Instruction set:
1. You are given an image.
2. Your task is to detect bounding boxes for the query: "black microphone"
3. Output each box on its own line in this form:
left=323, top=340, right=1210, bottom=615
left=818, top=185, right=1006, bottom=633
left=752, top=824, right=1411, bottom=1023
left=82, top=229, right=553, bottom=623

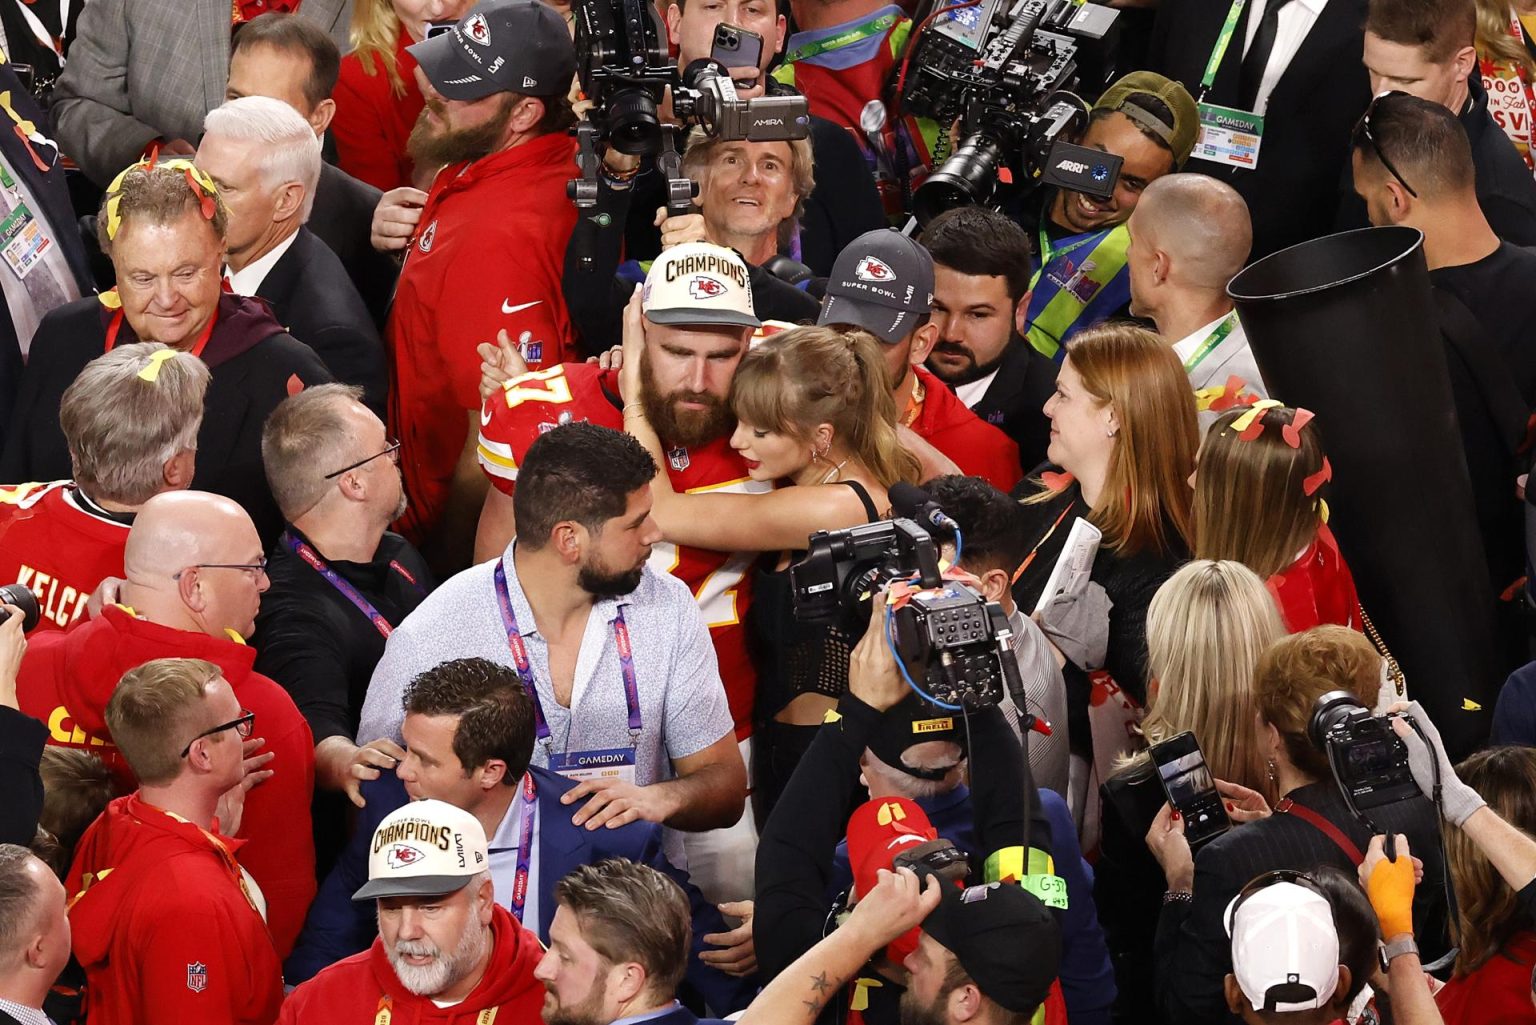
left=889, top=482, right=959, bottom=533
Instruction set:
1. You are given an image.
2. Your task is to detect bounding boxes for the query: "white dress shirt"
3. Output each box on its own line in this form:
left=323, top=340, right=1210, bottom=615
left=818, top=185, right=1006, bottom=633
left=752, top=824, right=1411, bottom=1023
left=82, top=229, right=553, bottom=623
left=954, top=367, right=1001, bottom=408
left=224, top=229, right=299, bottom=296
left=1240, top=0, right=1329, bottom=116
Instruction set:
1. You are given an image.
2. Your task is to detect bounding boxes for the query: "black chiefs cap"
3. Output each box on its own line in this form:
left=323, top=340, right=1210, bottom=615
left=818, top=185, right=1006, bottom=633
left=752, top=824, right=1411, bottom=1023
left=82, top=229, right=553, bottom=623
left=818, top=229, right=935, bottom=345
left=408, top=0, right=577, bottom=101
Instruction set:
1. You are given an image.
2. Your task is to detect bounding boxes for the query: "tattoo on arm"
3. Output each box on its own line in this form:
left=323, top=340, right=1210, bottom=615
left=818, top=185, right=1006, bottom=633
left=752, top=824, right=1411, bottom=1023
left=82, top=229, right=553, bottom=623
left=799, top=971, right=834, bottom=1020
left=810, top=972, right=832, bottom=994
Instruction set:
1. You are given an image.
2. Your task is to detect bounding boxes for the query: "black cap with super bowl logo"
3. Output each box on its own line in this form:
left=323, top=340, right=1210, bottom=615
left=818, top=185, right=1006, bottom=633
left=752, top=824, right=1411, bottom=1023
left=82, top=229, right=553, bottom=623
left=818, top=229, right=935, bottom=345
left=407, top=0, right=577, bottom=102
left=922, top=880, right=1062, bottom=1014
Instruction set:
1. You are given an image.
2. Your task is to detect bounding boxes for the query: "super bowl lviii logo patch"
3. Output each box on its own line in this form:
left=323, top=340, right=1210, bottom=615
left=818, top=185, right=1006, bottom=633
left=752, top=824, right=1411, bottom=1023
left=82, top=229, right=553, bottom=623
left=387, top=844, right=426, bottom=869
left=855, top=256, right=893, bottom=282
left=689, top=275, right=727, bottom=300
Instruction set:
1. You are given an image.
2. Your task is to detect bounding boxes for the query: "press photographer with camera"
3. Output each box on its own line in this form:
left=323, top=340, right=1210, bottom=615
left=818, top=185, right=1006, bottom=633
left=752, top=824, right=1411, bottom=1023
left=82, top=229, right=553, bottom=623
left=753, top=586, right=1058, bottom=1025
left=561, top=130, right=821, bottom=354
left=1147, top=627, right=1449, bottom=1025
left=567, top=0, right=882, bottom=278
left=1021, top=72, right=1198, bottom=362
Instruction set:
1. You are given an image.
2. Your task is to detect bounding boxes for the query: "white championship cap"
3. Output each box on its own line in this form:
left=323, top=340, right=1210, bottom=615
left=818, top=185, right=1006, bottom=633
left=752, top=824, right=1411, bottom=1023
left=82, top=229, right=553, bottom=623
left=642, top=241, right=760, bottom=329
left=353, top=799, right=490, bottom=901
left=1225, top=880, right=1342, bottom=1013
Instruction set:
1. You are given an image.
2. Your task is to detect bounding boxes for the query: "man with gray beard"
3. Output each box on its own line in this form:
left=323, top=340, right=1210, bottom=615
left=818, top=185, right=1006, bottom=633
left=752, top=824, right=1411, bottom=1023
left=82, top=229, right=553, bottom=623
left=279, top=799, right=546, bottom=1022
left=255, top=384, right=435, bottom=874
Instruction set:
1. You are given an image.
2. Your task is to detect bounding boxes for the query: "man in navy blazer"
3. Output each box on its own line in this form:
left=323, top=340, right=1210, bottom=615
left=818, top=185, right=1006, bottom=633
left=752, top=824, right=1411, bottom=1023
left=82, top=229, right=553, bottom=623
left=284, top=657, right=756, bottom=1015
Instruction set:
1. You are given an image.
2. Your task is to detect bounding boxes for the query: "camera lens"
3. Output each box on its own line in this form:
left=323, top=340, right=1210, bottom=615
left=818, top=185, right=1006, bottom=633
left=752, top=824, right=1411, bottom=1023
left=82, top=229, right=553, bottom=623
left=1307, top=689, right=1366, bottom=750
left=0, top=583, right=40, bottom=633
left=912, top=133, right=1005, bottom=227
left=607, top=87, right=663, bottom=155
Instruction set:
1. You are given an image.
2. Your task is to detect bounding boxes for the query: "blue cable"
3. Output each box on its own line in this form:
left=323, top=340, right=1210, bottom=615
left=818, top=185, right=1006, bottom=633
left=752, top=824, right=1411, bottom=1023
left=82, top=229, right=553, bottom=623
left=949, top=524, right=963, bottom=566
left=884, top=601, right=962, bottom=710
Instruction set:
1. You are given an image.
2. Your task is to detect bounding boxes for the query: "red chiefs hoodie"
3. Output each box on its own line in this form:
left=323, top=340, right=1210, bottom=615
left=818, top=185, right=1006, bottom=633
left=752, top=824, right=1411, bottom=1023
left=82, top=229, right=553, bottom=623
left=18, top=605, right=316, bottom=956
left=66, top=794, right=284, bottom=1025
left=278, top=904, right=547, bottom=1024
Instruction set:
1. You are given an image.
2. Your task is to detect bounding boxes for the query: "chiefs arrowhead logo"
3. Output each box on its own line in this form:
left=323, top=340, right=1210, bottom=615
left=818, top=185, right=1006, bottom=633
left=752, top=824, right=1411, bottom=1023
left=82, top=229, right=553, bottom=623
left=386, top=844, right=426, bottom=869
left=463, top=13, right=491, bottom=44
left=689, top=275, right=727, bottom=299
left=855, top=256, right=894, bottom=282
left=418, top=220, right=437, bottom=253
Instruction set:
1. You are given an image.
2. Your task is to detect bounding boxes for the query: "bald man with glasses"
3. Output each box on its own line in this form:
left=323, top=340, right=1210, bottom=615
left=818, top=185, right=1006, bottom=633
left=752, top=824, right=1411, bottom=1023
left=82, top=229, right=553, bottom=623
left=15, top=490, right=317, bottom=958
left=254, top=384, right=434, bottom=881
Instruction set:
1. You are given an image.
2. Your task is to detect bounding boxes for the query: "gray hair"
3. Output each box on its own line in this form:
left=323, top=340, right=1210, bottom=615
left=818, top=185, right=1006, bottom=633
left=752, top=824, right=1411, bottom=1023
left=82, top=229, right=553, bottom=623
left=0, top=845, right=42, bottom=954
left=203, top=95, right=323, bottom=220
left=261, top=383, right=367, bottom=521
left=861, top=744, right=965, bottom=801
left=60, top=344, right=209, bottom=506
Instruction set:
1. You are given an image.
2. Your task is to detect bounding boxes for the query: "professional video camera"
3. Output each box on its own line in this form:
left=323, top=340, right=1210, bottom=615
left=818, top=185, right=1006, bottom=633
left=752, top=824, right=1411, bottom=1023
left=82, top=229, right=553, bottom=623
left=898, top=0, right=1121, bottom=225
left=790, top=484, right=1024, bottom=709
left=568, top=0, right=812, bottom=216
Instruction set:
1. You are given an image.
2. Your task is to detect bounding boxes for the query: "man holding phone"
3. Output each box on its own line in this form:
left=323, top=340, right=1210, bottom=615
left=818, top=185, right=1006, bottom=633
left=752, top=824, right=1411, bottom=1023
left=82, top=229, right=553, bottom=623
left=627, top=0, right=886, bottom=274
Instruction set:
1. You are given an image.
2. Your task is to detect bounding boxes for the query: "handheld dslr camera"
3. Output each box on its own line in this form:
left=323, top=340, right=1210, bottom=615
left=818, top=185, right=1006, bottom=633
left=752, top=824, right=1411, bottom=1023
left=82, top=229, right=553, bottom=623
left=789, top=490, right=1024, bottom=710
left=568, top=0, right=812, bottom=215
left=899, top=0, right=1121, bottom=225
left=1308, top=691, right=1422, bottom=819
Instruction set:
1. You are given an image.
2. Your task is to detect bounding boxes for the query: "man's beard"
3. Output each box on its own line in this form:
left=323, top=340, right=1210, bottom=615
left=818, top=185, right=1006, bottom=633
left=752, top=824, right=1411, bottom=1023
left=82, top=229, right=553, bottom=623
left=541, top=982, right=610, bottom=1025
left=928, top=337, right=1012, bottom=386
left=899, top=986, right=949, bottom=1025
left=385, top=917, right=490, bottom=997
left=407, top=95, right=515, bottom=168
left=578, top=553, right=645, bottom=599
left=639, top=348, right=734, bottom=449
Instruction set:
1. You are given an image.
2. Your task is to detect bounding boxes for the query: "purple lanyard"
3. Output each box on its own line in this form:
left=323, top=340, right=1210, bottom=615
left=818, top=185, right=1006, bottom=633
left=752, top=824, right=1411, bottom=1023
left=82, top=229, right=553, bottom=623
left=283, top=532, right=397, bottom=639
left=508, top=772, right=536, bottom=922
left=492, top=558, right=642, bottom=750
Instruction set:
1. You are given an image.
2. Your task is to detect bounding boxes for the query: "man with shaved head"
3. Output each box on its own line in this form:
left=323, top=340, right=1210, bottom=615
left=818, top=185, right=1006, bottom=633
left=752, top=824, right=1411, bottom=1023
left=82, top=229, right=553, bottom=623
left=1125, top=173, right=1269, bottom=424
left=16, top=490, right=317, bottom=957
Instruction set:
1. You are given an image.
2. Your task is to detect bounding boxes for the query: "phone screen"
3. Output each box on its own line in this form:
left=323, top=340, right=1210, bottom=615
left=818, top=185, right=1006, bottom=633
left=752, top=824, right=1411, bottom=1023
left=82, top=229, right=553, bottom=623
left=425, top=20, right=456, bottom=38
left=1150, top=733, right=1231, bottom=849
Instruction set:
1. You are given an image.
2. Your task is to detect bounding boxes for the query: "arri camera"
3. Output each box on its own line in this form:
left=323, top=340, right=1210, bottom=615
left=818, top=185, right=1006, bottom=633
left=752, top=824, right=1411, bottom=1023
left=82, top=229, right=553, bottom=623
left=898, top=0, right=1121, bottom=225
left=789, top=484, right=1024, bottom=710
left=568, top=0, right=812, bottom=216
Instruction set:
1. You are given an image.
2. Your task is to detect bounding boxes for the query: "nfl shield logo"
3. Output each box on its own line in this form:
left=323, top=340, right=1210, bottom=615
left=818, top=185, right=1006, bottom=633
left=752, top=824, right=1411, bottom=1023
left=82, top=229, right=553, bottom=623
left=668, top=447, right=690, bottom=471
left=187, top=962, right=208, bottom=993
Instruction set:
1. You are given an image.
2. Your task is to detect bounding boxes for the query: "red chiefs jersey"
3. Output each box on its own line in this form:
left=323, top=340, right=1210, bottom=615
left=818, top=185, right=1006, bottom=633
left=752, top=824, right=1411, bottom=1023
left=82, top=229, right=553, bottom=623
left=478, top=363, right=767, bottom=737
left=0, top=481, right=128, bottom=632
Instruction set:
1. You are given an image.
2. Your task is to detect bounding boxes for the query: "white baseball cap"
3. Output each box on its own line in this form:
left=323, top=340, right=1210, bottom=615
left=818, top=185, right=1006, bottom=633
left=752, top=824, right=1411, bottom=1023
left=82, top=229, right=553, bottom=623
left=353, top=799, right=490, bottom=901
left=1225, top=880, right=1341, bottom=1013
left=642, top=242, right=760, bottom=329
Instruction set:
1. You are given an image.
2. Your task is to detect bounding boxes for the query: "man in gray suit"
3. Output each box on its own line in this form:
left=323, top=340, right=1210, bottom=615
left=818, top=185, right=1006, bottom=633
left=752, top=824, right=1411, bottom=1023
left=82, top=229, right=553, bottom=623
left=1126, top=173, right=1270, bottom=427
left=51, top=0, right=352, bottom=186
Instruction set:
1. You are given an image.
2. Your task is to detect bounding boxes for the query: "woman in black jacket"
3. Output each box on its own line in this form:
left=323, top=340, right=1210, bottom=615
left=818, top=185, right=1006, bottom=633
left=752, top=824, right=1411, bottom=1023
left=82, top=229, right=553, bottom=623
left=1010, top=323, right=1199, bottom=839
left=1096, top=560, right=1283, bottom=1025
left=1147, top=626, right=1450, bottom=1025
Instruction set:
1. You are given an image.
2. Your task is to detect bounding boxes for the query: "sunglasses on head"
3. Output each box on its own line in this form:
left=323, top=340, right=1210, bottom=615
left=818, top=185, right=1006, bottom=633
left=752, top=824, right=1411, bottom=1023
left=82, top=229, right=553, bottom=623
left=1353, top=92, right=1418, bottom=198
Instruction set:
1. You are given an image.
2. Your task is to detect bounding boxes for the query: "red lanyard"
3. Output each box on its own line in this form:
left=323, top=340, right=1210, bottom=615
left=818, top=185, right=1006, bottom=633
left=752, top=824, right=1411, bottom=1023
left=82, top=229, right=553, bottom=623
left=103, top=304, right=218, bottom=356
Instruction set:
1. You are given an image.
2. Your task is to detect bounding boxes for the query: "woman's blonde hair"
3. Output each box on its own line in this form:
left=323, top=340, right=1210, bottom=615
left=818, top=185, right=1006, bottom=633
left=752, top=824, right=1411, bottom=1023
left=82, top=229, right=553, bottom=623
left=1122, top=560, right=1284, bottom=798
left=1031, top=323, right=1198, bottom=555
left=1476, top=0, right=1536, bottom=78
left=1194, top=406, right=1329, bottom=579
left=1447, top=747, right=1536, bottom=976
left=349, top=0, right=409, bottom=97
left=730, top=326, right=921, bottom=486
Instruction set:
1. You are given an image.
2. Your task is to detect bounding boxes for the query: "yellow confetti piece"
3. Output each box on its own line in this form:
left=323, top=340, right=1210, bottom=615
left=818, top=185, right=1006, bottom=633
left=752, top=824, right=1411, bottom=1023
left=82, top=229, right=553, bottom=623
left=97, top=288, right=121, bottom=310
left=850, top=977, right=883, bottom=1012
left=822, top=709, right=842, bottom=724
left=104, top=193, right=124, bottom=240
left=136, top=348, right=177, bottom=382
left=1229, top=398, right=1283, bottom=435
left=1463, top=698, right=1482, bottom=711
left=224, top=627, right=247, bottom=645
left=1318, top=498, right=1329, bottom=524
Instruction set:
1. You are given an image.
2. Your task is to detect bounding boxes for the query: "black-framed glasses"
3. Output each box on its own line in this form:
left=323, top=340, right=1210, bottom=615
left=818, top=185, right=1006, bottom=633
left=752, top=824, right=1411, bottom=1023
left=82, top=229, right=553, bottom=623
left=173, top=558, right=268, bottom=581
left=1353, top=93, right=1418, bottom=198
left=180, top=709, right=255, bottom=758
left=325, top=439, right=402, bottom=479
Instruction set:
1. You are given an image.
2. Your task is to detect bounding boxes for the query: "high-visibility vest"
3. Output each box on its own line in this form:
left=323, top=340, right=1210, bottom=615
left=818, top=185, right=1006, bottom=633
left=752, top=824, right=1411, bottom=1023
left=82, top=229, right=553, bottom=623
left=1026, top=222, right=1132, bottom=361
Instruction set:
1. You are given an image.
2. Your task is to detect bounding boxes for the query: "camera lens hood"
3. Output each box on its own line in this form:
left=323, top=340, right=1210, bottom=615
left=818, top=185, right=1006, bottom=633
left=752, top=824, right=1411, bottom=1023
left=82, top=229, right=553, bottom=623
left=1307, top=689, right=1365, bottom=750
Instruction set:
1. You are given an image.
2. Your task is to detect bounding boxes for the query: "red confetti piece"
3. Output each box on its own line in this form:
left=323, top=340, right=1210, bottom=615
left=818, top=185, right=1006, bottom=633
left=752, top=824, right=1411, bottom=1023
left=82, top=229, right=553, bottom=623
left=286, top=374, right=305, bottom=396
left=1282, top=407, right=1315, bottom=449
left=1040, top=470, right=1075, bottom=492
left=1303, top=455, right=1332, bottom=496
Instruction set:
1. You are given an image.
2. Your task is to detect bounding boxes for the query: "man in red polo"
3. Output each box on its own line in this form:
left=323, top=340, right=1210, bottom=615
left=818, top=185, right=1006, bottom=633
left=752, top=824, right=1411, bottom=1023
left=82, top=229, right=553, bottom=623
left=384, top=0, right=579, bottom=563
